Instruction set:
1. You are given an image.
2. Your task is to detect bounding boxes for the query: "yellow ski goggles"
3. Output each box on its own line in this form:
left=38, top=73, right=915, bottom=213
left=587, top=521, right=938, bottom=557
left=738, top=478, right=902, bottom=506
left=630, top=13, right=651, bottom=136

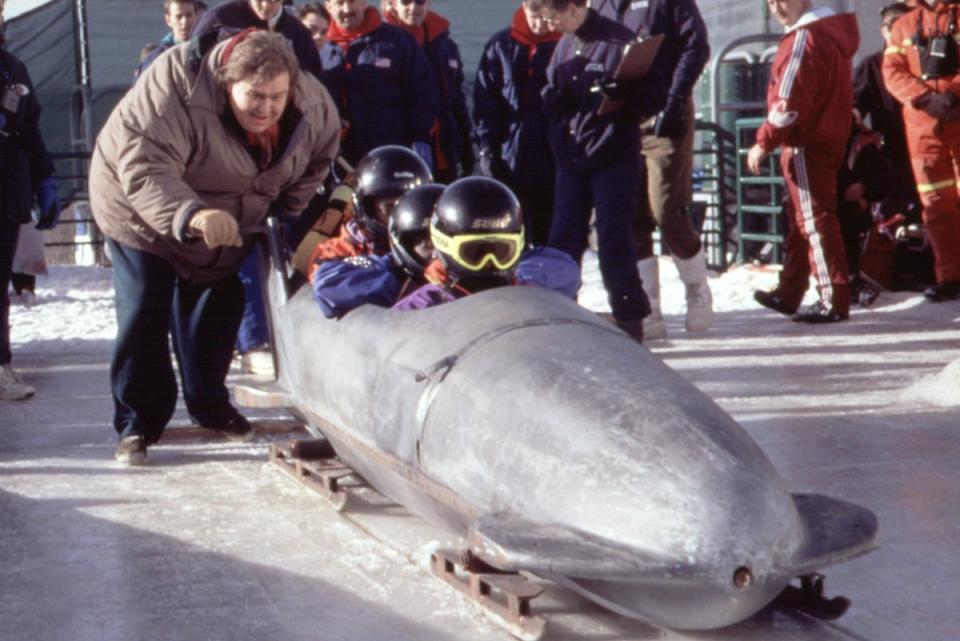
left=430, top=227, right=524, bottom=272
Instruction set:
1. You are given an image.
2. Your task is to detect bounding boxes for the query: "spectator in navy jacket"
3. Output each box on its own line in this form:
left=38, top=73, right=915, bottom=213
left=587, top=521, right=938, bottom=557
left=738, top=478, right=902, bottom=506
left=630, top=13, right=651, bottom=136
left=189, top=0, right=324, bottom=80
left=595, top=0, right=713, bottom=339
left=321, top=0, right=440, bottom=166
left=474, top=0, right=561, bottom=246
left=386, top=0, right=473, bottom=183
left=0, top=15, right=60, bottom=401
left=540, top=0, right=664, bottom=342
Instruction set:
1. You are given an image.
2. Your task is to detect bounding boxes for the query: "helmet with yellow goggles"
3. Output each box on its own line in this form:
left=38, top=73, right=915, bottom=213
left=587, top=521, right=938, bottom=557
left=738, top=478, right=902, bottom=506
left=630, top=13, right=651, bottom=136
left=430, top=229, right=524, bottom=271
left=431, top=177, right=524, bottom=285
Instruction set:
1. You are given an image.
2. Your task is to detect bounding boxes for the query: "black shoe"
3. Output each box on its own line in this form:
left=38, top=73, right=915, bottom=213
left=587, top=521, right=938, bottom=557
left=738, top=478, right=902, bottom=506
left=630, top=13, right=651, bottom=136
left=754, top=289, right=797, bottom=316
left=616, top=319, right=644, bottom=344
left=857, top=281, right=880, bottom=307
left=849, top=275, right=880, bottom=308
left=923, top=281, right=960, bottom=302
left=211, top=414, right=256, bottom=442
left=792, top=301, right=847, bottom=323
left=115, top=435, right=148, bottom=465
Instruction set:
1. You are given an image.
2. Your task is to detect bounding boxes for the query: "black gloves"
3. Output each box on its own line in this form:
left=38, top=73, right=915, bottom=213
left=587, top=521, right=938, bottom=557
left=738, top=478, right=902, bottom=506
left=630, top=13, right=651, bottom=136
left=541, top=87, right=579, bottom=119
left=590, top=77, right=632, bottom=102
left=914, top=91, right=960, bottom=121
left=32, top=177, right=61, bottom=231
left=478, top=149, right=511, bottom=181
left=653, top=99, right=688, bottom=139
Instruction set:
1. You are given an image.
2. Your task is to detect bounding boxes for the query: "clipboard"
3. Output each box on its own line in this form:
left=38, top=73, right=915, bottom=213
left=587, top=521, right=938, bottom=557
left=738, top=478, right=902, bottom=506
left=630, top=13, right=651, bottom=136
left=598, top=33, right=665, bottom=116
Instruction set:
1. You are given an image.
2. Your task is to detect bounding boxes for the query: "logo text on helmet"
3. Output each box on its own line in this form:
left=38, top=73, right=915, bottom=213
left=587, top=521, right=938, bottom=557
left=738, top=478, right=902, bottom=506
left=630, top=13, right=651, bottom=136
left=471, top=214, right=514, bottom=230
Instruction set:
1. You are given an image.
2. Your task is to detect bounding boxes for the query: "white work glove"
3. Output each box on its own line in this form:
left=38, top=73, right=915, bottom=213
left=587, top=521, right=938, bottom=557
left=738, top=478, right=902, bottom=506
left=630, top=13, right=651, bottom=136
left=188, top=209, right=242, bottom=249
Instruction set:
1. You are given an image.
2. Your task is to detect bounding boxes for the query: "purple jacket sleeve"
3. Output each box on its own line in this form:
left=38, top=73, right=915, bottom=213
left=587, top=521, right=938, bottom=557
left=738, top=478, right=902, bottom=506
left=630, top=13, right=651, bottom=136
left=392, top=283, right=457, bottom=311
left=515, top=247, right=581, bottom=299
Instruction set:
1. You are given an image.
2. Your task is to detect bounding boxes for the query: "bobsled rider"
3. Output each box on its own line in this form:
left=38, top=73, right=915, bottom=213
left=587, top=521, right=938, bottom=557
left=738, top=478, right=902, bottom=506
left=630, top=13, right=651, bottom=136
left=312, top=182, right=445, bottom=317
left=393, top=176, right=581, bottom=310
left=299, top=145, right=432, bottom=282
left=882, top=0, right=960, bottom=301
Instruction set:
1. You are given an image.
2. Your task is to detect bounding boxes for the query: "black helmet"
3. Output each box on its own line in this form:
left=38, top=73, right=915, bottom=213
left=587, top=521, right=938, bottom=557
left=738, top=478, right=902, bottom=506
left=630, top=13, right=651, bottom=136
left=389, top=183, right=445, bottom=278
left=430, top=177, right=524, bottom=288
left=352, top=145, right=433, bottom=241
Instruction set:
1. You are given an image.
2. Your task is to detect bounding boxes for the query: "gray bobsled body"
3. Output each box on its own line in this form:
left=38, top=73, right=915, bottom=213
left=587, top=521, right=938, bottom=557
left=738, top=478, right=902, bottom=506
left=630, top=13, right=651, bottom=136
left=263, top=251, right=877, bottom=630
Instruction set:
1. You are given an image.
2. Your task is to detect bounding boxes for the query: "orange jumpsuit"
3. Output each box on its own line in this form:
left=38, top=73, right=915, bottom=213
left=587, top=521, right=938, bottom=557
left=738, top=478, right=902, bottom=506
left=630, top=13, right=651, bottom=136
left=883, top=3, right=960, bottom=284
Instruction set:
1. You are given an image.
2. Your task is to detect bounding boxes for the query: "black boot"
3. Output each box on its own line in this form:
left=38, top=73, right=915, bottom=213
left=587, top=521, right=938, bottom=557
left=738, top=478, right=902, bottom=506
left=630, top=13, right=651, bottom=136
left=792, top=301, right=847, bottom=323
left=923, top=281, right=960, bottom=302
left=754, top=289, right=797, bottom=316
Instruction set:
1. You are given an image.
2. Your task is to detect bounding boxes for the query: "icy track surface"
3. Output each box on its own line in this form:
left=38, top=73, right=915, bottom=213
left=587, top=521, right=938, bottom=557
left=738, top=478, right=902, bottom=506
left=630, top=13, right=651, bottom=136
left=3, top=255, right=959, bottom=641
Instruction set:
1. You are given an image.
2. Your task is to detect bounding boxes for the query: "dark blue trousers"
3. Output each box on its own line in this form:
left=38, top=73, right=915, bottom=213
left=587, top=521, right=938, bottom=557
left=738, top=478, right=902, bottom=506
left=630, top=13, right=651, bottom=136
left=548, top=157, right=650, bottom=322
left=108, top=239, right=244, bottom=443
left=0, top=221, right=21, bottom=365
left=236, top=249, right=269, bottom=353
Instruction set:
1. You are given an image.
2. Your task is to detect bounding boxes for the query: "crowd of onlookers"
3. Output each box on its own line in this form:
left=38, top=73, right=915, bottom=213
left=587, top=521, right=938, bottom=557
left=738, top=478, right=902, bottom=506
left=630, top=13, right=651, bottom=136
left=1, top=0, right=958, bottom=465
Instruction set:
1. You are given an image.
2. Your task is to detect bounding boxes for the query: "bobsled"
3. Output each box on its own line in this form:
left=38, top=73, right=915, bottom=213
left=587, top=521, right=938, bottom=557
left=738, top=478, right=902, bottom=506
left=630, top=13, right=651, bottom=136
left=247, top=221, right=877, bottom=630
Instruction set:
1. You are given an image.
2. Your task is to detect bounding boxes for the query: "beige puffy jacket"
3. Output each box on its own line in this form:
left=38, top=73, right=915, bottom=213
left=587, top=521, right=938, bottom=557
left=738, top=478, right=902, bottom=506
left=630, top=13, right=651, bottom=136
left=90, top=39, right=340, bottom=282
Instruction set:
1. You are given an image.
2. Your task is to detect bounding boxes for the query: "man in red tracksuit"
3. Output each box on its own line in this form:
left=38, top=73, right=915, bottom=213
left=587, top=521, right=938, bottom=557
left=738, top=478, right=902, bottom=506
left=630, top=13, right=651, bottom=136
left=883, top=0, right=960, bottom=301
left=748, top=0, right=859, bottom=323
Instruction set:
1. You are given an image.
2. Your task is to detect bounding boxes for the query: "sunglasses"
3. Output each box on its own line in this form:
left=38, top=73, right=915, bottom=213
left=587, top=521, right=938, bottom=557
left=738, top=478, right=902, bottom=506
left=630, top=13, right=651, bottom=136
left=398, top=0, right=428, bottom=5
left=431, top=228, right=524, bottom=272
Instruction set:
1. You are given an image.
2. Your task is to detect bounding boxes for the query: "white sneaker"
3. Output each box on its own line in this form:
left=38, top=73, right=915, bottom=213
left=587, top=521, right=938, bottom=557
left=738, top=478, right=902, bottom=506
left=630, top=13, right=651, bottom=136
left=684, top=281, right=714, bottom=333
left=643, top=310, right=667, bottom=341
left=638, top=257, right=667, bottom=340
left=0, top=364, right=35, bottom=401
left=240, top=347, right=275, bottom=377
left=673, top=249, right=715, bottom=333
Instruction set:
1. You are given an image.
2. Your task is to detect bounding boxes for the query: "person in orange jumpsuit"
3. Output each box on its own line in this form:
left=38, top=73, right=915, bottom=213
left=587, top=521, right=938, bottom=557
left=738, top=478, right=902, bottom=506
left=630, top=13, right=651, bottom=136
left=883, top=0, right=960, bottom=301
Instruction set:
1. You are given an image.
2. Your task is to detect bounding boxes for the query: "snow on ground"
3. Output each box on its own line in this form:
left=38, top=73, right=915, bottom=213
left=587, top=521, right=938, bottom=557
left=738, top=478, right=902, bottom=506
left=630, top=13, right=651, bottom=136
left=9, top=264, right=116, bottom=348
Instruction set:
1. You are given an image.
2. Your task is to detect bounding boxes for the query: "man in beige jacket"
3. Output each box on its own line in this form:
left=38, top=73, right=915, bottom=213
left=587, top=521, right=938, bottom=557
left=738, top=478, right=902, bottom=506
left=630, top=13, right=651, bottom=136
left=90, top=30, right=340, bottom=465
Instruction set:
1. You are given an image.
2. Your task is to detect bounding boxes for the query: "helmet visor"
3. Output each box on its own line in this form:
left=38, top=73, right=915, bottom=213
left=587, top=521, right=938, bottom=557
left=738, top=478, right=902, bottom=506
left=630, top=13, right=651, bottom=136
left=431, top=228, right=524, bottom=271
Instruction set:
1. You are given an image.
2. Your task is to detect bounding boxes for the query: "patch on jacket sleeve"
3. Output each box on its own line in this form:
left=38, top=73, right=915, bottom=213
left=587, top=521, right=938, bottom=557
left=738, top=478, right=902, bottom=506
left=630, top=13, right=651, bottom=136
left=375, top=57, right=392, bottom=69
left=344, top=255, right=374, bottom=269
left=767, top=99, right=798, bottom=128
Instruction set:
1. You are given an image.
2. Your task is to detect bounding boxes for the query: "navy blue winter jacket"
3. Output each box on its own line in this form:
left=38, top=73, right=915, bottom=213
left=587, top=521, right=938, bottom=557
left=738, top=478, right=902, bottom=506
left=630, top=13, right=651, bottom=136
left=473, top=8, right=559, bottom=182
left=593, top=0, right=709, bottom=110
left=0, top=46, right=54, bottom=225
left=189, top=0, right=324, bottom=81
left=543, top=9, right=663, bottom=173
left=388, top=11, right=473, bottom=178
left=321, top=8, right=440, bottom=165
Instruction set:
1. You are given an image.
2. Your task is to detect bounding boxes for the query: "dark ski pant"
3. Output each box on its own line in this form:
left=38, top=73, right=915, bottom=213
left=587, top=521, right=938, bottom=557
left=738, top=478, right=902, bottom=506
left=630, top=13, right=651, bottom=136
left=0, top=220, right=21, bottom=365
left=107, top=238, right=244, bottom=443
left=548, top=157, right=650, bottom=322
left=236, top=249, right=269, bottom=354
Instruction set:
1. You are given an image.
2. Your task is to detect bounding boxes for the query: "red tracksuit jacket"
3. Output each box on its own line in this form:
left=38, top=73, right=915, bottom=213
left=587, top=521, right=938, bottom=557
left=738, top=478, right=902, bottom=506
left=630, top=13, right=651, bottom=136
left=756, top=11, right=860, bottom=156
